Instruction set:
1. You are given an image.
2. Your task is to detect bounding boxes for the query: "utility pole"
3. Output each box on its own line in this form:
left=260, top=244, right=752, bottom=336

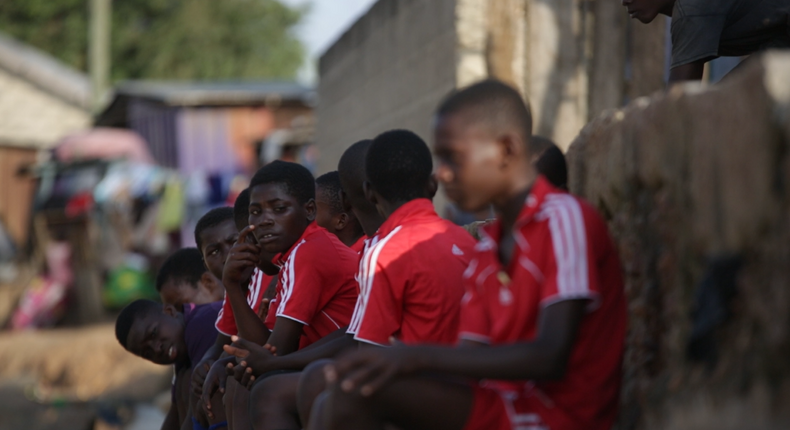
left=89, top=0, right=111, bottom=113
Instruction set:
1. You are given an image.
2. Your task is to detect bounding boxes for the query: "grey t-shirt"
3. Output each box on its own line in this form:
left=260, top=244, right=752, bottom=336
left=671, top=0, right=790, bottom=68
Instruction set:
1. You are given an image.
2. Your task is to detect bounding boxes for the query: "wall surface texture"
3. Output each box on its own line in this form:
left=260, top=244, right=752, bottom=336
left=567, top=52, right=790, bottom=430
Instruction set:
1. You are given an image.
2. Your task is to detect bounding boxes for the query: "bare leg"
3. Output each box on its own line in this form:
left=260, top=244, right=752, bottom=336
left=296, top=359, right=333, bottom=426
left=249, top=373, right=301, bottom=430
left=225, top=378, right=252, bottom=430
left=323, top=375, right=474, bottom=430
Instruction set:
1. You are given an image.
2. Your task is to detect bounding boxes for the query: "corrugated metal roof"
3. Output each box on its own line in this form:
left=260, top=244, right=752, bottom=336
left=113, top=80, right=316, bottom=107
left=0, top=31, right=91, bottom=110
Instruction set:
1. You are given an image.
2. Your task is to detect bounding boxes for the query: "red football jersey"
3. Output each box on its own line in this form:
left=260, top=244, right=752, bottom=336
left=215, top=268, right=273, bottom=336
left=349, top=235, right=366, bottom=254
left=347, top=199, right=476, bottom=346
left=460, top=176, right=626, bottom=430
left=264, top=222, right=358, bottom=349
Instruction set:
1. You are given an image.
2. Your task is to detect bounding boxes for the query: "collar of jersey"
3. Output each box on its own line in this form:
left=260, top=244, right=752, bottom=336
left=478, top=175, right=555, bottom=249
left=274, top=221, right=321, bottom=266
left=375, top=198, right=436, bottom=238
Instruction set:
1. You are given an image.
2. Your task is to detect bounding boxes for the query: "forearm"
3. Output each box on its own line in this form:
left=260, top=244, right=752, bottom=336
left=669, top=60, right=705, bottom=83
left=265, top=331, right=355, bottom=372
left=225, top=285, right=271, bottom=345
left=201, top=335, right=231, bottom=363
left=410, top=340, right=569, bottom=381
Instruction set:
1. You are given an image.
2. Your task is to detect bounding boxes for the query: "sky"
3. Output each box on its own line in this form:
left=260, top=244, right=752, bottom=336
left=279, top=0, right=379, bottom=84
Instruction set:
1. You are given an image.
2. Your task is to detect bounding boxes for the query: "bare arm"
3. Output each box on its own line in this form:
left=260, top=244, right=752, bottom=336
left=224, top=328, right=356, bottom=375
left=669, top=60, right=705, bottom=83
left=330, top=300, right=587, bottom=396
left=222, top=226, right=272, bottom=345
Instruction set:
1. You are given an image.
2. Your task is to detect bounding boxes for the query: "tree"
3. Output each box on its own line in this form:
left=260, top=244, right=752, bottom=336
left=0, top=0, right=306, bottom=81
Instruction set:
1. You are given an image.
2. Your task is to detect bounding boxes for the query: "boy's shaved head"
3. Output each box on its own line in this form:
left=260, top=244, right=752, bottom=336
left=315, top=171, right=344, bottom=215
left=115, top=299, right=161, bottom=348
left=233, top=188, right=251, bottom=231
left=156, top=248, right=206, bottom=292
left=250, top=160, right=315, bottom=204
left=366, top=130, right=433, bottom=203
left=194, top=207, right=234, bottom=251
left=529, top=135, right=555, bottom=158
left=436, top=79, right=532, bottom=144
left=338, top=140, right=375, bottom=211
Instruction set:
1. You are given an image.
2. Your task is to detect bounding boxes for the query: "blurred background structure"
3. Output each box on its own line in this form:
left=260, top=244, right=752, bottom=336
left=0, top=1, right=787, bottom=430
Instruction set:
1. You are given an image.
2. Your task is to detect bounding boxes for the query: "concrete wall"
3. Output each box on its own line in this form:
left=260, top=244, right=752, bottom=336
left=567, top=51, right=790, bottom=430
left=0, top=67, right=90, bottom=148
left=315, top=0, right=458, bottom=174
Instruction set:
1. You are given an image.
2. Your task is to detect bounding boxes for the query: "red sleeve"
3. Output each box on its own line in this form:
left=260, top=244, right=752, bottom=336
left=274, top=242, right=322, bottom=325
left=214, top=294, right=237, bottom=337
left=540, top=196, right=601, bottom=309
left=353, top=243, right=405, bottom=346
left=457, top=257, right=492, bottom=344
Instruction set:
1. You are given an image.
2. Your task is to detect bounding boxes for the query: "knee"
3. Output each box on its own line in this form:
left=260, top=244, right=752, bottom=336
left=297, top=359, right=333, bottom=423
left=249, top=376, right=282, bottom=424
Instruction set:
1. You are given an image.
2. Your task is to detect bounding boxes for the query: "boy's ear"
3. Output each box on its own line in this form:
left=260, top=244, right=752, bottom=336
left=163, top=304, right=178, bottom=317
left=199, top=272, right=219, bottom=293
left=499, top=131, right=525, bottom=168
left=335, top=212, right=349, bottom=231
left=304, top=198, right=317, bottom=222
left=363, top=181, right=378, bottom=206
left=426, top=174, right=438, bottom=200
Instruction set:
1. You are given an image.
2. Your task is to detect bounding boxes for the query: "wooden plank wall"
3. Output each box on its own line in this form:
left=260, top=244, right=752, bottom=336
left=0, top=146, right=37, bottom=248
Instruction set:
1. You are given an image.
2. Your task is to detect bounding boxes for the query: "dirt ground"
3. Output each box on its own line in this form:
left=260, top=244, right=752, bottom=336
left=0, top=324, right=171, bottom=430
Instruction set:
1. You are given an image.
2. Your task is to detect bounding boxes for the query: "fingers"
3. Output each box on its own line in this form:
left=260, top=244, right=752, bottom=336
left=264, top=344, right=277, bottom=356
left=236, top=225, right=256, bottom=245
left=230, top=335, right=260, bottom=352
left=359, top=366, right=397, bottom=397
left=223, top=344, right=250, bottom=360
left=240, top=367, right=254, bottom=388
left=338, top=363, right=381, bottom=394
left=232, top=361, right=247, bottom=382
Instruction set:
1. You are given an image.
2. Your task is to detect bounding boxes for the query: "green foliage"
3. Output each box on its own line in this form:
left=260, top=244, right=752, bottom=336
left=0, top=0, right=306, bottom=80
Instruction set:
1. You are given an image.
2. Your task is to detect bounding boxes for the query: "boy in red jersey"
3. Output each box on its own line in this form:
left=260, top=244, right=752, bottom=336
left=317, top=80, right=627, bottom=430
left=201, top=161, right=359, bottom=417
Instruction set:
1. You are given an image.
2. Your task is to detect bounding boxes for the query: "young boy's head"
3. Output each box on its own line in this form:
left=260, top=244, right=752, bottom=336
left=530, top=136, right=568, bottom=190
left=248, top=160, right=316, bottom=255
left=156, top=248, right=222, bottom=307
left=115, top=299, right=188, bottom=365
left=233, top=188, right=251, bottom=232
left=364, top=130, right=435, bottom=212
left=194, top=207, right=237, bottom=281
left=622, top=0, right=674, bottom=23
left=315, top=171, right=363, bottom=243
left=433, top=79, right=535, bottom=213
left=338, top=140, right=379, bottom=215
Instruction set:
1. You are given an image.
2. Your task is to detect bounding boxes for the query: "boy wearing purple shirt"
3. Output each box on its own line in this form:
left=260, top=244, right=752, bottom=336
left=116, top=299, right=225, bottom=430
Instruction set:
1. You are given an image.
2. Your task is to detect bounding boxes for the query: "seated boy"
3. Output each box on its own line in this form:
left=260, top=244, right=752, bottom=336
left=115, top=299, right=225, bottom=430
left=315, top=80, right=627, bottom=430
left=156, top=248, right=224, bottom=307
left=225, top=132, right=477, bottom=430
left=201, top=161, right=359, bottom=420
left=623, top=0, right=790, bottom=82
left=315, top=171, right=365, bottom=250
left=194, top=207, right=238, bottom=282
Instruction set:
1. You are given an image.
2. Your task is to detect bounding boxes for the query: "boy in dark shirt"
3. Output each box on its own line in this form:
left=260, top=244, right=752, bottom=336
left=623, top=0, right=790, bottom=82
left=314, top=80, right=627, bottom=430
left=194, top=207, right=238, bottom=282
left=156, top=248, right=224, bottom=307
left=115, top=299, right=225, bottom=430
left=315, top=171, right=365, bottom=250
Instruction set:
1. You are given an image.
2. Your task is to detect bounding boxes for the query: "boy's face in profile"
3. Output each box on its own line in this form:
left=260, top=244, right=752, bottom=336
left=315, top=185, right=340, bottom=232
left=198, top=219, right=239, bottom=280
left=433, top=112, right=508, bottom=213
left=159, top=279, right=216, bottom=308
left=621, top=0, right=674, bottom=23
left=125, top=306, right=188, bottom=365
left=248, top=183, right=315, bottom=255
